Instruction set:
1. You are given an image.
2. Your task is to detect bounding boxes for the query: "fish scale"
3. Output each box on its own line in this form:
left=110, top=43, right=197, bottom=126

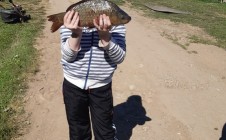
left=47, top=0, right=131, bottom=32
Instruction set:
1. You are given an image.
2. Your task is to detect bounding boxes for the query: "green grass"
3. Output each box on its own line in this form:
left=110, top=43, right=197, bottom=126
left=0, top=0, right=45, bottom=139
left=126, top=0, right=226, bottom=49
left=110, top=0, right=125, bottom=5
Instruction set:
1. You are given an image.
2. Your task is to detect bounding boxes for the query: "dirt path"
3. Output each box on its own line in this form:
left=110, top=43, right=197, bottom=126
left=20, top=0, right=226, bottom=140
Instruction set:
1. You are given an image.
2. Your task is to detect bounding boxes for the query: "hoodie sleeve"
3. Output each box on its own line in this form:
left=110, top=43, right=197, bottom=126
left=103, top=25, right=127, bottom=64
left=60, top=26, right=80, bottom=62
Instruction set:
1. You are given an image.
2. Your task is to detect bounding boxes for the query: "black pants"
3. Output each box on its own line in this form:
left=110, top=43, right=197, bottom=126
left=63, top=79, right=116, bottom=140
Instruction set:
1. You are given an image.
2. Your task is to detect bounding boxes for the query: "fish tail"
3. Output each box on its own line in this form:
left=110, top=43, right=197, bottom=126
left=47, top=12, right=65, bottom=33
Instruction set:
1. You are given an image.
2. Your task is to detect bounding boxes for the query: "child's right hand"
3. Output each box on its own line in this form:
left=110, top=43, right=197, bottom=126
left=64, top=10, right=82, bottom=34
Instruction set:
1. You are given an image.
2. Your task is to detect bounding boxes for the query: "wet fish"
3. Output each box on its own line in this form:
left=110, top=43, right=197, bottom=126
left=47, top=0, right=131, bottom=32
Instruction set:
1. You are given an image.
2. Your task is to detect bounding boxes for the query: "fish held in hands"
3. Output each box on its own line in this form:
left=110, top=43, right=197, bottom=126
left=47, top=0, right=131, bottom=32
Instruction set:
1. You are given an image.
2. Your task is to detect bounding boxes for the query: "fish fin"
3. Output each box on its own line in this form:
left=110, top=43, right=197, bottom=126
left=47, top=12, right=65, bottom=33
left=66, top=0, right=91, bottom=11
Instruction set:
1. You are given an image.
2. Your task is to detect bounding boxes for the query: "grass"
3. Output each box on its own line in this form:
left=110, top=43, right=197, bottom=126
left=0, top=0, right=45, bottom=139
left=126, top=0, right=226, bottom=49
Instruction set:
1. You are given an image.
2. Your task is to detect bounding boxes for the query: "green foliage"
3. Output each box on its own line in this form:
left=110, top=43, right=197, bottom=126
left=0, top=0, right=45, bottom=139
left=198, top=0, right=220, bottom=3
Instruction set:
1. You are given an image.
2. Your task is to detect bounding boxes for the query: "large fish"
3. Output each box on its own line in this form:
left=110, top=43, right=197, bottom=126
left=47, top=0, right=131, bottom=32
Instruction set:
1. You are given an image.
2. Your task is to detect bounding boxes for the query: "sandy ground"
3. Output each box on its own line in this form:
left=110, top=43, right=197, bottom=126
left=18, top=0, right=226, bottom=140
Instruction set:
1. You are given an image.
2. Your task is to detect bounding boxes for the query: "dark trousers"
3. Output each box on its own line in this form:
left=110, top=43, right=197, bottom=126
left=63, top=79, right=116, bottom=140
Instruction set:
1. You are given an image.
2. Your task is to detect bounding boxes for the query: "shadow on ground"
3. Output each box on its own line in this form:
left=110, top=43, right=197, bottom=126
left=220, top=123, right=226, bottom=140
left=113, top=95, right=151, bottom=140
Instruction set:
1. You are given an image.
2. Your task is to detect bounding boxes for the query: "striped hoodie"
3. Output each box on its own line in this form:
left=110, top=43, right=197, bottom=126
left=60, top=25, right=126, bottom=90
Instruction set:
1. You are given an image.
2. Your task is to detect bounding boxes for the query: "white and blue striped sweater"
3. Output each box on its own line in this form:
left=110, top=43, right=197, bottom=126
left=60, top=25, right=126, bottom=90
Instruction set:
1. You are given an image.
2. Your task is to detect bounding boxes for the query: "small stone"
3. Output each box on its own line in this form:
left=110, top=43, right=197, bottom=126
left=129, top=85, right=135, bottom=90
left=139, top=64, right=144, bottom=68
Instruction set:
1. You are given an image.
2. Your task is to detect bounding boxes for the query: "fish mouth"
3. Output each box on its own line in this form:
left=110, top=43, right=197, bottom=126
left=124, top=16, right=131, bottom=24
left=128, top=16, right=132, bottom=22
